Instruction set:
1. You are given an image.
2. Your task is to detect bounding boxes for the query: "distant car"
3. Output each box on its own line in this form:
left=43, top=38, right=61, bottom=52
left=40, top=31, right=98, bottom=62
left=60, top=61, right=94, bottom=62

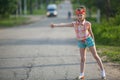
left=46, top=4, right=58, bottom=17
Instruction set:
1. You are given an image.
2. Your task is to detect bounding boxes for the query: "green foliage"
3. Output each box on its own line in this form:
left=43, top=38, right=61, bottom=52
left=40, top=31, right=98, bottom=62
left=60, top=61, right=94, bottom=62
left=71, top=0, right=120, bottom=21
left=109, top=15, right=120, bottom=26
left=0, top=0, right=17, bottom=18
left=86, top=17, right=96, bottom=23
left=55, top=0, right=62, bottom=5
left=92, top=18, right=120, bottom=46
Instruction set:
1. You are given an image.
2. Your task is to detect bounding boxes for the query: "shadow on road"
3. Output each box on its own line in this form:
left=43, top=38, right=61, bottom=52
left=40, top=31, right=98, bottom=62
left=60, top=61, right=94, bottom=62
left=0, top=38, right=77, bottom=46
left=0, top=62, right=96, bottom=70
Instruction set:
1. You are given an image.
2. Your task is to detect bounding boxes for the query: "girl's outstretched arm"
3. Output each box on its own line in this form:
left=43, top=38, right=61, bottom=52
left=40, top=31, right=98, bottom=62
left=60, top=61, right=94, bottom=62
left=51, top=23, right=73, bottom=28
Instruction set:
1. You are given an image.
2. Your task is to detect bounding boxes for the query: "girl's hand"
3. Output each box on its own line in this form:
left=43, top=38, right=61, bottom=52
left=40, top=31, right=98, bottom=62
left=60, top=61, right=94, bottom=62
left=51, top=23, right=55, bottom=28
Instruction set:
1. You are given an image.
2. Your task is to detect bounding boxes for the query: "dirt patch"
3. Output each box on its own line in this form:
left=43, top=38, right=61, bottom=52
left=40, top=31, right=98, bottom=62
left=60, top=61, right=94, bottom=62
left=103, top=62, right=120, bottom=80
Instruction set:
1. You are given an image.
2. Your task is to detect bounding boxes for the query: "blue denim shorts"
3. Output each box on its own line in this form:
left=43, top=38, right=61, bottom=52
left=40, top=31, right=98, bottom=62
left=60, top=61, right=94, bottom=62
left=77, top=37, right=95, bottom=48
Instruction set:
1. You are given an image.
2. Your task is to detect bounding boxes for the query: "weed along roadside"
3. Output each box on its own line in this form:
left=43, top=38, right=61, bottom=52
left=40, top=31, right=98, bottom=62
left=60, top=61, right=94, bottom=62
left=0, top=16, right=28, bottom=27
left=0, top=15, right=46, bottom=28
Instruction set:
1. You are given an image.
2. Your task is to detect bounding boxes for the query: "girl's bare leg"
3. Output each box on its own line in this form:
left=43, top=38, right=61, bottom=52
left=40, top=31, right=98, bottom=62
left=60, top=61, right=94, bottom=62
left=89, top=46, right=104, bottom=70
left=89, top=46, right=106, bottom=79
left=79, top=48, right=86, bottom=74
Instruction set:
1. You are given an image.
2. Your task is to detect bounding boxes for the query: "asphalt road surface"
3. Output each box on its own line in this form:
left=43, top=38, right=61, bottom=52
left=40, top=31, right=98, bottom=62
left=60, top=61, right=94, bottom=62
left=0, top=1, right=101, bottom=80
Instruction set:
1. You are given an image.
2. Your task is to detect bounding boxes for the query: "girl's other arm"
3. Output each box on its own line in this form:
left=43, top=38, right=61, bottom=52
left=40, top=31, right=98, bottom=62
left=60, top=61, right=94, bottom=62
left=51, top=23, right=73, bottom=28
left=88, top=24, right=95, bottom=41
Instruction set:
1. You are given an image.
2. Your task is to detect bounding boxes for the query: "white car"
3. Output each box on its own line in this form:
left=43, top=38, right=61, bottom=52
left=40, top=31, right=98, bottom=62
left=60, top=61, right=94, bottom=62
left=46, top=4, right=58, bottom=17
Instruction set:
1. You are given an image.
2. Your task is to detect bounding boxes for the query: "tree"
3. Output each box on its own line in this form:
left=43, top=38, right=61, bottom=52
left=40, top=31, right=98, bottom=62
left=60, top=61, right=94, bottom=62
left=72, top=0, right=120, bottom=21
left=0, top=0, right=17, bottom=18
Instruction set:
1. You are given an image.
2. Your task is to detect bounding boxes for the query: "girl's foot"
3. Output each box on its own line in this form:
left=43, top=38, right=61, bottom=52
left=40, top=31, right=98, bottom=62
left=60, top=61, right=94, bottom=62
left=74, top=76, right=84, bottom=80
left=102, top=76, right=106, bottom=80
left=78, top=75, right=84, bottom=79
left=78, top=73, right=84, bottom=80
left=101, top=70, right=106, bottom=80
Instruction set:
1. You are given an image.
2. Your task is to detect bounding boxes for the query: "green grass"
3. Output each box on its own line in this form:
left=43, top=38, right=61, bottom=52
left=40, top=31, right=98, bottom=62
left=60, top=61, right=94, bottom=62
left=33, top=9, right=46, bottom=15
left=0, top=16, right=29, bottom=27
left=97, top=45, right=120, bottom=64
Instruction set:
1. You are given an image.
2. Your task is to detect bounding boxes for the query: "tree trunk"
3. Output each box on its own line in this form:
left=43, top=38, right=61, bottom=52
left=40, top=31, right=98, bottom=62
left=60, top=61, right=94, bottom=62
left=106, top=0, right=111, bottom=21
left=29, top=0, right=33, bottom=14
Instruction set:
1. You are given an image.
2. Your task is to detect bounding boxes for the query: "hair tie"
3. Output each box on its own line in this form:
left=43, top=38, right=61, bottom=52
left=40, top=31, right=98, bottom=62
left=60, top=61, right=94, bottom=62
left=75, top=9, right=86, bottom=15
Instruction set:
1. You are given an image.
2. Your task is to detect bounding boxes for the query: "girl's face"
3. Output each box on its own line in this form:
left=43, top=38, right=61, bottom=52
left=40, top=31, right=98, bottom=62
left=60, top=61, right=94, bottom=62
left=76, top=14, right=85, bottom=21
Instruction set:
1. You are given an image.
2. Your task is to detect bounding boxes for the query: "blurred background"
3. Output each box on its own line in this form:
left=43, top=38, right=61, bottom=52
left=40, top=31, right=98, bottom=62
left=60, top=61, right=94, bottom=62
left=0, top=0, right=120, bottom=80
left=0, top=0, right=120, bottom=70
left=1, top=0, right=119, bottom=59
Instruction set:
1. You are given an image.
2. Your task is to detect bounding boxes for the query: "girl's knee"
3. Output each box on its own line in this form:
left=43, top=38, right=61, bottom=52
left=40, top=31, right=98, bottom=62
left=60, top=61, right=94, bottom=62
left=81, top=57, right=86, bottom=62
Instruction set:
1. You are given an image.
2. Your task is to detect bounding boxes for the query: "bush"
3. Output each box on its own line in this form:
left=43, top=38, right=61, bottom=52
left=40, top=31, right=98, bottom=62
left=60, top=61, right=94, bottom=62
left=92, top=22, right=120, bottom=46
left=0, top=0, right=17, bottom=18
left=110, top=15, right=120, bottom=26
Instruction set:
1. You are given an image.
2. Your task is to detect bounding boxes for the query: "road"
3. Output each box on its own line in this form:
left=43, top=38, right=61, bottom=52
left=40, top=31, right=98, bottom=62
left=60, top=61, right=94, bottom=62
left=0, top=1, right=101, bottom=80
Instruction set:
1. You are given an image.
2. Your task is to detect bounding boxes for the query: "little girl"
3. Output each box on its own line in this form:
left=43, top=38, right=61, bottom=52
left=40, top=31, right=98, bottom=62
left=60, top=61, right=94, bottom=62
left=50, top=6, right=106, bottom=80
